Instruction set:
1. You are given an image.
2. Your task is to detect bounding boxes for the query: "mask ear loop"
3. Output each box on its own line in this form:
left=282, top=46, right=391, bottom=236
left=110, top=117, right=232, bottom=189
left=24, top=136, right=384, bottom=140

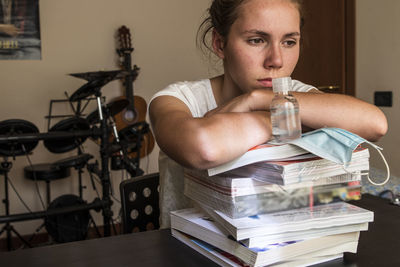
left=341, top=143, right=390, bottom=186
left=366, top=146, right=390, bottom=186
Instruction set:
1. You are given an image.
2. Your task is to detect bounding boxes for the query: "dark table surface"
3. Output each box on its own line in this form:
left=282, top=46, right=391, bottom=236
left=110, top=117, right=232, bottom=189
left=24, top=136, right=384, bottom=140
left=341, top=194, right=400, bottom=266
left=0, top=194, right=399, bottom=267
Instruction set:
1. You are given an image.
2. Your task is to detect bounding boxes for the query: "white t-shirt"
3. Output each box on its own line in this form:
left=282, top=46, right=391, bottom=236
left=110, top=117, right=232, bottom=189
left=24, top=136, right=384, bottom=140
left=150, top=79, right=316, bottom=228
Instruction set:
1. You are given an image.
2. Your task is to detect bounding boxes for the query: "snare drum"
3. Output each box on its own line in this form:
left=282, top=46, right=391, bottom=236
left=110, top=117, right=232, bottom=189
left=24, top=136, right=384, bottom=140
left=52, top=153, right=93, bottom=169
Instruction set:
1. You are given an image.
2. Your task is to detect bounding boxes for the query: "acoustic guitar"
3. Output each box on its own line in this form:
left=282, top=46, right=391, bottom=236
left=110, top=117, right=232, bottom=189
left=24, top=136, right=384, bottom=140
left=112, top=25, right=154, bottom=158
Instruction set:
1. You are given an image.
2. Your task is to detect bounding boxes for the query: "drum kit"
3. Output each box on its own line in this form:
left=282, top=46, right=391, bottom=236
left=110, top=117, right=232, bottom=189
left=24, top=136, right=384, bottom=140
left=0, top=69, right=151, bottom=249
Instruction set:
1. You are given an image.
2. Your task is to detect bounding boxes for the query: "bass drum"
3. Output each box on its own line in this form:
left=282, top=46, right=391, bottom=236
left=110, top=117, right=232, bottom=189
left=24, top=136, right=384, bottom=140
left=45, top=194, right=90, bottom=243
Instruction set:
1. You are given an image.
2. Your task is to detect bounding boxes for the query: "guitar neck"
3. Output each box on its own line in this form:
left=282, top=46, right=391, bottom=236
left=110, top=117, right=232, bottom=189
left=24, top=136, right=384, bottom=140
left=120, top=49, right=135, bottom=106
left=117, top=26, right=139, bottom=110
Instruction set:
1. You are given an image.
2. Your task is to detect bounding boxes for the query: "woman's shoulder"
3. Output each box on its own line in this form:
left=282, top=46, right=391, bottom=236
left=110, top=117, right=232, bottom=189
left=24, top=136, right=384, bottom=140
left=151, top=79, right=212, bottom=100
left=164, top=79, right=211, bottom=92
left=149, top=79, right=216, bottom=117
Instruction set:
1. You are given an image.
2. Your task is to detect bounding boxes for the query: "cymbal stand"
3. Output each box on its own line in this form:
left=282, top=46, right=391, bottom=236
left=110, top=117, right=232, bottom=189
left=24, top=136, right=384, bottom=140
left=76, top=147, right=87, bottom=200
left=95, top=91, right=113, bottom=237
left=109, top=116, right=123, bottom=157
left=0, top=159, right=32, bottom=250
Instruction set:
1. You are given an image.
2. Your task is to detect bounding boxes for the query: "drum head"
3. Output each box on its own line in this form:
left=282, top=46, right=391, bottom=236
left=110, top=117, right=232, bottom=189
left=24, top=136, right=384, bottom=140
left=0, top=119, right=39, bottom=156
left=53, top=153, right=93, bottom=169
left=44, top=117, right=90, bottom=154
left=45, top=194, right=90, bottom=243
left=24, top=163, right=70, bottom=181
left=85, top=109, right=100, bottom=126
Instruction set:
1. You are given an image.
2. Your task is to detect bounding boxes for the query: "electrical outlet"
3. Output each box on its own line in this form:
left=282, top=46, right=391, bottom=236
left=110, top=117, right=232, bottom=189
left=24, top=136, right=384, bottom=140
left=374, top=91, right=392, bottom=107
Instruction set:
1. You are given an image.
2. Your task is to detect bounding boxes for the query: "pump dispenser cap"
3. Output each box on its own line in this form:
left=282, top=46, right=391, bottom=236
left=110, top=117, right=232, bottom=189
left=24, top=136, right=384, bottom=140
left=272, top=77, right=292, bottom=93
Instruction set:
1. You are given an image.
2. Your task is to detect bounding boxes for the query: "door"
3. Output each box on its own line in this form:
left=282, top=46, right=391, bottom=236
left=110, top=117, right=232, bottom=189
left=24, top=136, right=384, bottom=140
left=292, top=0, right=355, bottom=95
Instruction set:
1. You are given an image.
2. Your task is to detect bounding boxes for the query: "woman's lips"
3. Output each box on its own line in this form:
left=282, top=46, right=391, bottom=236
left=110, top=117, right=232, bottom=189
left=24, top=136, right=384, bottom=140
left=257, top=78, right=273, bottom=88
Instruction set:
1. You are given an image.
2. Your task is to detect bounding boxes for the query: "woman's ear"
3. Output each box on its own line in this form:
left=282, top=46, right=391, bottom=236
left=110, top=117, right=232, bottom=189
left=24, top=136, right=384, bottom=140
left=212, top=29, right=225, bottom=59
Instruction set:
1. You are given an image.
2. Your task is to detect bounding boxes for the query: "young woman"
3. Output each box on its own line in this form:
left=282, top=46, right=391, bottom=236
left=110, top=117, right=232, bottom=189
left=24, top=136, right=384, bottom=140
left=149, top=0, right=388, bottom=228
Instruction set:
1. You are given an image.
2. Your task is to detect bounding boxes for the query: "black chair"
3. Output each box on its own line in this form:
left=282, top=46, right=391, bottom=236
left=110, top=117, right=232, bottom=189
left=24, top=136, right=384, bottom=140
left=119, top=173, right=160, bottom=234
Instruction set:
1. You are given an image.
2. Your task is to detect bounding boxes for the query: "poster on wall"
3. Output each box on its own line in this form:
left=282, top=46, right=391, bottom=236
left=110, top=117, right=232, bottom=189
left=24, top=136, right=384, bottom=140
left=0, top=0, right=41, bottom=60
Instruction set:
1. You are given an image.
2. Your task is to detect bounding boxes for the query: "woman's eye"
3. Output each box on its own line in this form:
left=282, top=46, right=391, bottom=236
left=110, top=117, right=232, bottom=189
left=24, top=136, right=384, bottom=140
left=283, top=40, right=297, bottom=47
left=248, top=38, right=264, bottom=45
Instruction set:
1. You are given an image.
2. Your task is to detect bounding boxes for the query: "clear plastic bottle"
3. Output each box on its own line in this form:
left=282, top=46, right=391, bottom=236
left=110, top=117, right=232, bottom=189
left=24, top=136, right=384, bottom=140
left=270, top=77, right=302, bottom=143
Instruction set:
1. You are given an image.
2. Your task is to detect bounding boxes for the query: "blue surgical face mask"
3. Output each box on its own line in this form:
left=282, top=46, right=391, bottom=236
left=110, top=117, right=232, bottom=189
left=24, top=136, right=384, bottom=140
left=287, top=127, right=390, bottom=186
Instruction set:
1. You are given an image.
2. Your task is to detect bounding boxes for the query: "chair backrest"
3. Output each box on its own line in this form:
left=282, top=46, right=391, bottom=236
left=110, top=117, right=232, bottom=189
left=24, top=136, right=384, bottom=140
left=119, top=172, right=160, bottom=234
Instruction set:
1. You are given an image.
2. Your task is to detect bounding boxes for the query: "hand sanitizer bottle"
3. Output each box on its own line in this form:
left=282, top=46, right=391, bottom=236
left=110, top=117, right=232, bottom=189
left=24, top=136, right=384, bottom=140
left=270, top=77, right=302, bottom=143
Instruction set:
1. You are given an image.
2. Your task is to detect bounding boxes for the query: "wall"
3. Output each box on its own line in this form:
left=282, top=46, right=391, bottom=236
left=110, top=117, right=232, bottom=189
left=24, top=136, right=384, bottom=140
left=356, top=0, right=400, bottom=178
left=0, top=0, right=214, bottom=235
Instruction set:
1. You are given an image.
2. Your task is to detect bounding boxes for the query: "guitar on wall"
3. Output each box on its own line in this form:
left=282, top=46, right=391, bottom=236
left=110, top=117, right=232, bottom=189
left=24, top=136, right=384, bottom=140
left=112, top=25, right=154, bottom=159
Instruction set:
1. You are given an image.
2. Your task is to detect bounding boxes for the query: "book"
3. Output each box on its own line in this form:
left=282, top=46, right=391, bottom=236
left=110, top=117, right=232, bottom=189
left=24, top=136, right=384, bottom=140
left=172, top=229, right=347, bottom=267
left=198, top=201, right=373, bottom=240
left=242, top=223, right=367, bottom=249
left=171, top=207, right=368, bottom=249
left=212, top=148, right=369, bottom=185
left=186, top=168, right=362, bottom=197
left=185, top=174, right=362, bottom=218
left=207, top=142, right=312, bottom=176
left=170, top=209, right=360, bottom=267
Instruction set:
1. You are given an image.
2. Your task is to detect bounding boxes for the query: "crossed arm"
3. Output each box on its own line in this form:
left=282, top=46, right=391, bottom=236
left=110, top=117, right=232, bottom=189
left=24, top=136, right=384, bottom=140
left=0, top=24, right=19, bottom=36
left=149, top=89, right=387, bottom=170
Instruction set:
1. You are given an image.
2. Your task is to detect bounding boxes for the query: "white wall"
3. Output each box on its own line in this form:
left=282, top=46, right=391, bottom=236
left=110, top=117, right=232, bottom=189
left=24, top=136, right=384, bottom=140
left=0, top=0, right=214, bottom=235
left=356, top=0, right=400, bottom=178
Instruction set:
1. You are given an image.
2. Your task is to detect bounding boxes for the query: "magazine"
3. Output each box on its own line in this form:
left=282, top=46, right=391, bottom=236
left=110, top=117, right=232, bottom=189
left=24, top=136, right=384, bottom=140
left=207, top=142, right=311, bottom=176
left=172, top=229, right=347, bottom=267
left=170, top=210, right=359, bottom=267
left=199, top=201, right=373, bottom=240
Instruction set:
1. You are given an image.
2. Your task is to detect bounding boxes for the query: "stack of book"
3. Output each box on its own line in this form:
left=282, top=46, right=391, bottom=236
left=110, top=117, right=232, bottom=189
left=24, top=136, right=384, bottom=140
left=207, top=145, right=369, bottom=185
left=170, top=142, right=373, bottom=266
left=184, top=170, right=362, bottom=219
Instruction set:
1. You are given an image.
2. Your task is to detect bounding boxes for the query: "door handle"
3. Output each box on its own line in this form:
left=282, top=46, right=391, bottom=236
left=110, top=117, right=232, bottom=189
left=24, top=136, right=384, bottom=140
left=317, top=85, right=340, bottom=91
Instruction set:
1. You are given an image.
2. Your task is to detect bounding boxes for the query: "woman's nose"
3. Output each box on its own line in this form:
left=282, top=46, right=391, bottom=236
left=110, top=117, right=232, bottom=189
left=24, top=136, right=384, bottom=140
left=263, top=44, right=283, bottom=69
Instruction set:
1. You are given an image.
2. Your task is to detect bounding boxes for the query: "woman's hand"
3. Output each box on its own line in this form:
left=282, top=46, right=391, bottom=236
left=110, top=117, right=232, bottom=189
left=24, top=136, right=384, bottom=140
left=292, top=91, right=388, bottom=141
left=0, top=24, right=19, bottom=37
left=205, top=89, right=274, bottom=117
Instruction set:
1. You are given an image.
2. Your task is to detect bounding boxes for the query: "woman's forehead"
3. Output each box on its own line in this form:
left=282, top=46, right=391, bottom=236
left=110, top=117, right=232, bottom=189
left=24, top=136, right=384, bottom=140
left=238, top=0, right=300, bottom=18
left=234, top=0, right=300, bottom=33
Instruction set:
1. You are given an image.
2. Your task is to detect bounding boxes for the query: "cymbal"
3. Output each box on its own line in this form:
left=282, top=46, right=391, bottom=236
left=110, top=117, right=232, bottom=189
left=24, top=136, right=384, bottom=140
left=86, top=98, right=130, bottom=125
left=69, top=78, right=115, bottom=102
left=69, top=70, right=123, bottom=81
left=69, top=67, right=139, bottom=82
left=107, top=98, right=130, bottom=116
left=69, top=69, right=140, bottom=102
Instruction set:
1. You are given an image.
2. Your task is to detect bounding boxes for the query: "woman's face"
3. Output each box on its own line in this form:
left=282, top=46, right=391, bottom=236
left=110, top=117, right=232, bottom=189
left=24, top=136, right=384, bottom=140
left=217, top=0, right=301, bottom=93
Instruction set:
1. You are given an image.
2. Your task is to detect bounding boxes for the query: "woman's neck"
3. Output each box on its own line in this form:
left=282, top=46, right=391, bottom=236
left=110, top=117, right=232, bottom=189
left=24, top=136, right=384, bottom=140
left=210, top=74, right=242, bottom=106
